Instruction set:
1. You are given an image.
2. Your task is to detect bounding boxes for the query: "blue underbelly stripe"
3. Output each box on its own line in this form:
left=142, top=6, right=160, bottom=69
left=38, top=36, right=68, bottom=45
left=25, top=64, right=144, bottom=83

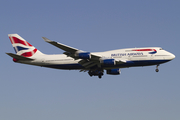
left=44, top=60, right=170, bottom=70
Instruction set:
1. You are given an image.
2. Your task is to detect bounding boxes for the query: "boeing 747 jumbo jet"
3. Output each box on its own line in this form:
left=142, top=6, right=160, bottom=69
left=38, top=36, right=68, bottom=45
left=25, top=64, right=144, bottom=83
left=6, top=34, right=175, bottom=78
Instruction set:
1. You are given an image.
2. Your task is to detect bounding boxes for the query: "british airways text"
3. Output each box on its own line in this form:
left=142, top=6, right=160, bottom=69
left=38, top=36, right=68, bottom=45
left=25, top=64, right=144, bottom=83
left=111, top=52, right=143, bottom=57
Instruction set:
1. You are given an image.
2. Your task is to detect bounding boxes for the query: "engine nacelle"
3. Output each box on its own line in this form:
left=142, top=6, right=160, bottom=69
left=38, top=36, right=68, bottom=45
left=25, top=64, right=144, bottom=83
left=100, top=59, right=116, bottom=65
left=106, top=68, right=121, bottom=75
left=75, top=51, right=91, bottom=59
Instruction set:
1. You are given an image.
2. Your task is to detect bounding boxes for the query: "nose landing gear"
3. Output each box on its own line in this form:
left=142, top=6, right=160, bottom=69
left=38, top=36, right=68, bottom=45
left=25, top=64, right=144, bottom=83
left=155, top=65, right=159, bottom=72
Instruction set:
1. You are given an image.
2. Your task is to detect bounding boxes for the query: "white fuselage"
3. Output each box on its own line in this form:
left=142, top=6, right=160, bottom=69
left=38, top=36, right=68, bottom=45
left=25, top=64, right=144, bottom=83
left=18, top=47, right=175, bottom=70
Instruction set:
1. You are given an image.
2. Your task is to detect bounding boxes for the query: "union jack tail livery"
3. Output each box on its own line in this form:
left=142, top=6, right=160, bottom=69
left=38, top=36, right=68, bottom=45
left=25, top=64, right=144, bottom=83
left=8, top=34, right=43, bottom=58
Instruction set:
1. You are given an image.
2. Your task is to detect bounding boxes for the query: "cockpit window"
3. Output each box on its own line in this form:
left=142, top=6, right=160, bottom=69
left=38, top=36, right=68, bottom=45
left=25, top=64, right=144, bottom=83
left=159, top=48, right=163, bottom=50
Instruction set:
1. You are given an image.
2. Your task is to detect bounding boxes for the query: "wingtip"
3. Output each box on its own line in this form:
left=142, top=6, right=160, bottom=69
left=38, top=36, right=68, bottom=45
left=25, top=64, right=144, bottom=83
left=42, top=37, right=52, bottom=42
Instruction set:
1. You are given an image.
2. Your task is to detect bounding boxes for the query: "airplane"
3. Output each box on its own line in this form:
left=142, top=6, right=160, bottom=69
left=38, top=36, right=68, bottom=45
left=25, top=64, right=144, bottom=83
left=6, top=34, right=175, bottom=78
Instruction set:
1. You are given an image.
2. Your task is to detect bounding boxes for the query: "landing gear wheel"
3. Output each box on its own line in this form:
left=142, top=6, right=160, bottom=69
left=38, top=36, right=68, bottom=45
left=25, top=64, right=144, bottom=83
left=155, top=69, right=159, bottom=72
left=98, top=75, right=102, bottom=79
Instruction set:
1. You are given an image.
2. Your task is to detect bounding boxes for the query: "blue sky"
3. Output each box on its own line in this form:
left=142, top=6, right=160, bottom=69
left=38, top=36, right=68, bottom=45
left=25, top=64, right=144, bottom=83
left=0, top=0, right=180, bottom=120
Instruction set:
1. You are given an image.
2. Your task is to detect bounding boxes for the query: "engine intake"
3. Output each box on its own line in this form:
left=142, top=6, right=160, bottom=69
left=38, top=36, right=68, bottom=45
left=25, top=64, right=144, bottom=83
left=106, top=68, right=121, bottom=75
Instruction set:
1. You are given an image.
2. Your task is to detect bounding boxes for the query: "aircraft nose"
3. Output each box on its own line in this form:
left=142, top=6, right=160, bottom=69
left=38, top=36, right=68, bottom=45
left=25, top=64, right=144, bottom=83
left=170, top=53, right=175, bottom=60
left=169, top=52, right=176, bottom=60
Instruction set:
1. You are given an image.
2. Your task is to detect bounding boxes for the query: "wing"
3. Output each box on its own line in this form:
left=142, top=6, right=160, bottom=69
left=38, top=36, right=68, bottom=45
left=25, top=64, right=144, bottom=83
left=42, top=37, right=101, bottom=61
left=42, top=37, right=126, bottom=69
left=42, top=37, right=79, bottom=54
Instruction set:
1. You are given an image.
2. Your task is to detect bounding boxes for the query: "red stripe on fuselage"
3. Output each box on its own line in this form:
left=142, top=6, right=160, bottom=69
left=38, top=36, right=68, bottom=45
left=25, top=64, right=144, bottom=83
left=132, top=49, right=156, bottom=52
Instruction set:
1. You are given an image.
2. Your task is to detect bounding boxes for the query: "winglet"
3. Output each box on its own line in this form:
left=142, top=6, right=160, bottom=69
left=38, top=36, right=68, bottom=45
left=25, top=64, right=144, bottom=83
left=42, top=37, right=52, bottom=43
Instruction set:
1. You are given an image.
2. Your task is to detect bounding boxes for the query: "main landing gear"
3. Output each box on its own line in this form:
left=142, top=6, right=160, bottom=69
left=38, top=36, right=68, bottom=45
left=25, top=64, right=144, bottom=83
left=155, top=64, right=159, bottom=72
left=88, top=69, right=104, bottom=79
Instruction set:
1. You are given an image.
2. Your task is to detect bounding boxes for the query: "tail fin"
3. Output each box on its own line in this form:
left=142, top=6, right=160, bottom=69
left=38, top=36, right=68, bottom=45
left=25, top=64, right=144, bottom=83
left=8, top=34, right=44, bottom=58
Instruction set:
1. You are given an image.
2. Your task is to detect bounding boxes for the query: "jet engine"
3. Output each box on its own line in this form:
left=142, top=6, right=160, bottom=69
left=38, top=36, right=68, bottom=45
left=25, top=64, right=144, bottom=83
left=100, top=59, right=116, bottom=65
left=106, top=68, right=121, bottom=75
left=75, top=51, right=91, bottom=59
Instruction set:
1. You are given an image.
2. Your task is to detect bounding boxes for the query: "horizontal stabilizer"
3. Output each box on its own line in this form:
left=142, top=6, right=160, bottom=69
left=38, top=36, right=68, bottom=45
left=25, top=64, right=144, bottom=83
left=6, top=53, right=34, bottom=61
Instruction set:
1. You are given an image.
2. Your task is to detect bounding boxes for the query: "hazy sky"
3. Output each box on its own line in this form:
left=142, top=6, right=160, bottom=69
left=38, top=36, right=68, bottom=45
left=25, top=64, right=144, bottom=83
left=1, top=0, right=180, bottom=120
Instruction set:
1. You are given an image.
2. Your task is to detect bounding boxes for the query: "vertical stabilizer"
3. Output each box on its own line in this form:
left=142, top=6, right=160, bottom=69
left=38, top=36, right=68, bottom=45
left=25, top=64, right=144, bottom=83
left=8, top=34, right=44, bottom=58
